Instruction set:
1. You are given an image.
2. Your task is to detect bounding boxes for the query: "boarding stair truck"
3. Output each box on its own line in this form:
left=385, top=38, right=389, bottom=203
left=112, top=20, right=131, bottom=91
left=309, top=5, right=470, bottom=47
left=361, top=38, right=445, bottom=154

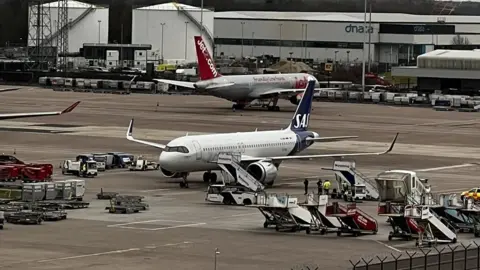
left=76, top=154, right=106, bottom=171
left=129, top=156, right=160, bottom=171
left=458, top=198, right=480, bottom=237
left=325, top=202, right=378, bottom=236
left=405, top=205, right=457, bottom=247
left=61, top=160, right=98, bottom=177
left=248, top=193, right=314, bottom=232
left=299, top=193, right=342, bottom=235
left=430, top=194, right=479, bottom=234
left=323, top=160, right=379, bottom=201
left=206, top=184, right=259, bottom=205
left=215, top=152, right=265, bottom=193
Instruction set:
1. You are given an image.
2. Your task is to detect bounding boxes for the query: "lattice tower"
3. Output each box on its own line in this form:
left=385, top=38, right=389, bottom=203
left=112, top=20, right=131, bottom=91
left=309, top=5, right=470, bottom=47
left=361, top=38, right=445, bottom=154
left=28, top=0, right=52, bottom=70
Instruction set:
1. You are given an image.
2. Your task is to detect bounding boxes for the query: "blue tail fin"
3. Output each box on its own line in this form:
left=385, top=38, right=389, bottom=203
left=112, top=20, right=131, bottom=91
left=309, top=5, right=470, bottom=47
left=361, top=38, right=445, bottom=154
left=288, top=77, right=316, bottom=132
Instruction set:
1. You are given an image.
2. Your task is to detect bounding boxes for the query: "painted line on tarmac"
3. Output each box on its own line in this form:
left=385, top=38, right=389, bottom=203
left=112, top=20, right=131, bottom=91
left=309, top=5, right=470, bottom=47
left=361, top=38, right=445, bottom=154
left=36, top=248, right=141, bottom=263
left=373, top=240, right=402, bottom=252
left=417, top=163, right=478, bottom=172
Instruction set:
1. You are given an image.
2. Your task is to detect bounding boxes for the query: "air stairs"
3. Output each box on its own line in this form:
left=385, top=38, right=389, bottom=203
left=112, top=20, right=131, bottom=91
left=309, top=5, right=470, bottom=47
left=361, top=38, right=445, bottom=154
left=216, top=152, right=264, bottom=192
left=323, top=160, right=379, bottom=200
left=171, top=2, right=214, bottom=46
left=42, top=6, right=95, bottom=47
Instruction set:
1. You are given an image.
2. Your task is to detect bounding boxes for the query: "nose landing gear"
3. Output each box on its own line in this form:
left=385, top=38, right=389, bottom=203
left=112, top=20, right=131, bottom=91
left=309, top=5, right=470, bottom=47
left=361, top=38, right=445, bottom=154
left=179, top=172, right=190, bottom=188
left=203, top=171, right=218, bottom=184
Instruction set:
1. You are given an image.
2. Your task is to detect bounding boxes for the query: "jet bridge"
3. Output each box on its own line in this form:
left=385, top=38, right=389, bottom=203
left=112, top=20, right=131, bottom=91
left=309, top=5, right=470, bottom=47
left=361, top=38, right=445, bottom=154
left=216, top=152, right=264, bottom=192
left=323, top=160, right=379, bottom=200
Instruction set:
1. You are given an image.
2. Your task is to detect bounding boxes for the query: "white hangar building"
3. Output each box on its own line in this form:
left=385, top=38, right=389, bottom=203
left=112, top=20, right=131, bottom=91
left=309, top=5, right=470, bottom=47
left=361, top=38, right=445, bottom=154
left=132, top=3, right=214, bottom=63
left=213, top=12, right=480, bottom=65
left=28, top=0, right=109, bottom=54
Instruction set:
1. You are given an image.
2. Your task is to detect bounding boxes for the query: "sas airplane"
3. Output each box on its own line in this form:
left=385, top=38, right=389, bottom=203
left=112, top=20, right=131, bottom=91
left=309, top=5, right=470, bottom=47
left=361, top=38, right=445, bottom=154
left=156, top=36, right=319, bottom=111
left=0, top=101, right=80, bottom=120
left=126, top=77, right=398, bottom=188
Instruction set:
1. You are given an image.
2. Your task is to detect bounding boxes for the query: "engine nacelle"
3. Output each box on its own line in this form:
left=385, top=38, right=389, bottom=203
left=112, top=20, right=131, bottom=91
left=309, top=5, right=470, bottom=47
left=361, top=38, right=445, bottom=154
left=289, top=93, right=302, bottom=105
left=160, top=167, right=182, bottom=178
left=246, top=161, right=278, bottom=186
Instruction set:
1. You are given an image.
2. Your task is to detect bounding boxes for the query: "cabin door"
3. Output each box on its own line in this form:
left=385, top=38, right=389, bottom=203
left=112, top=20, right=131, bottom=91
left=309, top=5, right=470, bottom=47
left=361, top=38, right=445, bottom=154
left=192, top=141, right=202, bottom=160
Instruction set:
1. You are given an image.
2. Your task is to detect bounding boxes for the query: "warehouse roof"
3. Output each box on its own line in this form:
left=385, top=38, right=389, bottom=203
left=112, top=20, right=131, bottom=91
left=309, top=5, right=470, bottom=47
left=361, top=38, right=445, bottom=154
left=214, top=11, right=480, bottom=24
left=42, top=0, right=98, bottom=8
left=418, top=49, right=480, bottom=60
left=137, top=2, right=204, bottom=11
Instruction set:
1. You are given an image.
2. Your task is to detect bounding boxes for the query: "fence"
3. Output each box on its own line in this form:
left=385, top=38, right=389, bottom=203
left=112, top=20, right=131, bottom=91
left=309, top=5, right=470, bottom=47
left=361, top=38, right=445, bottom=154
left=350, top=242, right=480, bottom=270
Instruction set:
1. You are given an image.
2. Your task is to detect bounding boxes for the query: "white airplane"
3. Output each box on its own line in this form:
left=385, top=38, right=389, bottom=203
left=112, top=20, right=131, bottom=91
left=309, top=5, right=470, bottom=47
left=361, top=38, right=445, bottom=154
left=0, top=101, right=80, bottom=120
left=156, top=36, right=318, bottom=111
left=126, top=78, right=398, bottom=188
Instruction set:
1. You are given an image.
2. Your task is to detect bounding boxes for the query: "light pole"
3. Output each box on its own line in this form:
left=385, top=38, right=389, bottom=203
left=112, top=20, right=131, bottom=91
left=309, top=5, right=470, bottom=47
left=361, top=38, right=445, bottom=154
left=184, top=21, right=189, bottom=60
left=334, top=50, right=339, bottom=70
left=251, top=32, right=255, bottom=56
left=304, top=23, right=308, bottom=60
left=214, top=248, right=220, bottom=270
left=240, top=22, right=245, bottom=58
left=97, top=20, right=101, bottom=43
left=160, top=23, right=166, bottom=62
left=361, top=0, right=367, bottom=94
left=278, top=23, right=283, bottom=59
left=367, top=0, right=372, bottom=72
left=200, top=0, right=204, bottom=37
left=347, top=50, right=350, bottom=63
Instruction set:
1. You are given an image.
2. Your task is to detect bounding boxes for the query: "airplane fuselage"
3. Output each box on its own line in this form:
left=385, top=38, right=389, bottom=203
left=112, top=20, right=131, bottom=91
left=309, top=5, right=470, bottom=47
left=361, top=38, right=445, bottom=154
left=159, top=129, right=317, bottom=173
left=195, top=73, right=319, bottom=102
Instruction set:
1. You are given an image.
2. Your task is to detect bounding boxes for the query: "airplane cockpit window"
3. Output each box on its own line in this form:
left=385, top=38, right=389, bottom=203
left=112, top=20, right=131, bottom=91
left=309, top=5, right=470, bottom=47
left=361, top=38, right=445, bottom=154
left=164, top=146, right=189, bottom=153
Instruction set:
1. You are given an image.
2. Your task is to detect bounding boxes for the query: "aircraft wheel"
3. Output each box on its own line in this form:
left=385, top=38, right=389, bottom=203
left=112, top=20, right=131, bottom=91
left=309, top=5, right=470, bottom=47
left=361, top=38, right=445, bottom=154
left=203, top=172, right=210, bottom=183
left=179, top=182, right=186, bottom=188
left=274, top=106, right=280, bottom=111
left=263, top=221, right=268, bottom=228
left=388, top=235, right=393, bottom=241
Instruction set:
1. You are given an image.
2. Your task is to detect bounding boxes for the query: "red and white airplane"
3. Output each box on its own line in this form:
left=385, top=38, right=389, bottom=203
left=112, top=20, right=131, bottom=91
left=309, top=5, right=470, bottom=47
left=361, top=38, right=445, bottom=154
left=156, top=36, right=315, bottom=111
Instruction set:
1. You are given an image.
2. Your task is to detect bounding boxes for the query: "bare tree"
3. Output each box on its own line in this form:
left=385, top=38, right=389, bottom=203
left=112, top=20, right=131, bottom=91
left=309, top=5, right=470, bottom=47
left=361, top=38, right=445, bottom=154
left=451, top=34, right=471, bottom=45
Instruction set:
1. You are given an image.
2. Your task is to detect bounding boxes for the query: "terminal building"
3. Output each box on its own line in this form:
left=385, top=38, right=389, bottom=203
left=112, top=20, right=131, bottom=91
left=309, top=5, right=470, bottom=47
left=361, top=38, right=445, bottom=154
left=392, top=49, right=480, bottom=92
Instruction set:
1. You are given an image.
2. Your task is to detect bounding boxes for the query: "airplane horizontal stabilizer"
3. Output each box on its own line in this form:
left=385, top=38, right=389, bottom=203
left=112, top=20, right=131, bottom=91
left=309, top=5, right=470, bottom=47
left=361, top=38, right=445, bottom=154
left=241, top=133, right=399, bottom=162
left=305, top=136, right=359, bottom=142
left=126, top=119, right=166, bottom=150
left=154, top=79, right=196, bottom=89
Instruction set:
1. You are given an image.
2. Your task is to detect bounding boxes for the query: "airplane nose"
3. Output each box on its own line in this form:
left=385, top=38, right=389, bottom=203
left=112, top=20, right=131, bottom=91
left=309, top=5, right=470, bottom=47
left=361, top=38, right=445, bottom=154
left=159, top=152, right=175, bottom=170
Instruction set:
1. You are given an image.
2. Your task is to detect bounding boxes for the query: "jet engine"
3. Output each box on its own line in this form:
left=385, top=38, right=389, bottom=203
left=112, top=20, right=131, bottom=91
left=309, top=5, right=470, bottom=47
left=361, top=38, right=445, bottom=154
left=289, top=93, right=302, bottom=105
left=246, top=161, right=278, bottom=186
left=160, top=167, right=182, bottom=178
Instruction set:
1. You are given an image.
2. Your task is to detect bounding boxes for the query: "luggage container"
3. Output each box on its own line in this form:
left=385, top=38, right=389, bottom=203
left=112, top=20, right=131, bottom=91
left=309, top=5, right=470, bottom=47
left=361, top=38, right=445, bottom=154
left=22, top=183, right=46, bottom=202
left=54, top=180, right=72, bottom=200
left=64, top=179, right=86, bottom=201
left=44, top=183, right=56, bottom=200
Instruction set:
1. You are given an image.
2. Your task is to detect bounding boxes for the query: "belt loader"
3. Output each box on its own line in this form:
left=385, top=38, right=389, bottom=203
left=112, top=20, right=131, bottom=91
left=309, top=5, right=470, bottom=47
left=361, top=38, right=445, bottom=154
left=129, top=156, right=160, bottom=171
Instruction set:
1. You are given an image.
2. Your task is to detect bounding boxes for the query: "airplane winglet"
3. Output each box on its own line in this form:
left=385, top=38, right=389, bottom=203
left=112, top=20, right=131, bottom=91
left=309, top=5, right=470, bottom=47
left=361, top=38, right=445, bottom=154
left=127, top=118, right=134, bottom=139
left=61, top=101, right=81, bottom=114
left=384, top=132, right=399, bottom=154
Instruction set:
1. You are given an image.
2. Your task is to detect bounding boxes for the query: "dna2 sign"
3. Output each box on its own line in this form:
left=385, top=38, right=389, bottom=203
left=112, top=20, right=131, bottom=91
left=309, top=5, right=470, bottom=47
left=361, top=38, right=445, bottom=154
left=293, top=113, right=310, bottom=129
left=197, top=39, right=218, bottom=77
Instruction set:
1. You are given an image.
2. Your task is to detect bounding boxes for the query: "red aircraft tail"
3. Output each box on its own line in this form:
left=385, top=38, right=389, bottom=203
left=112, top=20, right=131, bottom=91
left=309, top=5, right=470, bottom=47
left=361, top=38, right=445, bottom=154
left=194, top=36, right=221, bottom=81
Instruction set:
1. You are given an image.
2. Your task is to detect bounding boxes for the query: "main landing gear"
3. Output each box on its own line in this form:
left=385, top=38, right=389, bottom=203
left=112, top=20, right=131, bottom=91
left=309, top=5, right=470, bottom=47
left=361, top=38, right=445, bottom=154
left=264, top=96, right=280, bottom=111
left=232, top=104, right=245, bottom=111
left=203, top=171, right=218, bottom=184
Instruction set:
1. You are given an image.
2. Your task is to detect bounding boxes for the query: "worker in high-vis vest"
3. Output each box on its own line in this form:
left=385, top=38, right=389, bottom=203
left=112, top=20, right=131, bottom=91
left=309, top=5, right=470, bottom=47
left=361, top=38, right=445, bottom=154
left=323, top=180, right=331, bottom=195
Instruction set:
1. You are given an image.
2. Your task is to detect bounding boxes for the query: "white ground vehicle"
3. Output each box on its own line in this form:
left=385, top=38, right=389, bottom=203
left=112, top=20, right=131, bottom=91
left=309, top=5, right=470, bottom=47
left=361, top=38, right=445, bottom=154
left=343, top=184, right=374, bottom=201
left=129, top=156, right=160, bottom=171
left=61, top=160, right=98, bottom=177
left=206, top=184, right=258, bottom=205
left=76, top=154, right=106, bottom=171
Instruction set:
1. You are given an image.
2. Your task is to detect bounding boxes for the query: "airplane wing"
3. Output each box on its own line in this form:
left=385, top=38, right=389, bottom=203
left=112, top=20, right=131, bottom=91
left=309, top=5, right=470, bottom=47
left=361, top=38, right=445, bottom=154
left=0, top=101, right=80, bottom=120
left=154, top=79, right=195, bottom=89
left=306, top=136, right=359, bottom=142
left=0, top=88, right=19, bottom=93
left=241, top=133, right=398, bottom=162
left=256, top=88, right=306, bottom=98
left=126, top=119, right=166, bottom=149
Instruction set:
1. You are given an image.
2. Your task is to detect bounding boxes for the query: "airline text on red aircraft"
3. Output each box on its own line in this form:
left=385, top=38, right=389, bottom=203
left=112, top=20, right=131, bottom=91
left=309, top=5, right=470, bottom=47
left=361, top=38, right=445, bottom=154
left=197, top=39, right=218, bottom=77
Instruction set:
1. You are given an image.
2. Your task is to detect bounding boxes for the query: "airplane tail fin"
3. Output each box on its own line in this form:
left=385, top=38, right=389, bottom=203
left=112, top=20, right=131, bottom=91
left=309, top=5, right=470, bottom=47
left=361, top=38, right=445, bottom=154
left=194, top=36, right=221, bottom=81
left=287, top=77, right=316, bottom=132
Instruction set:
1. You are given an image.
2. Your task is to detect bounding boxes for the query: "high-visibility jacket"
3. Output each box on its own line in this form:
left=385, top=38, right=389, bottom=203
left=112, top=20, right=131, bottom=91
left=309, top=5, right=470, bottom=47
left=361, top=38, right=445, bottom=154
left=323, top=181, right=331, bottom=190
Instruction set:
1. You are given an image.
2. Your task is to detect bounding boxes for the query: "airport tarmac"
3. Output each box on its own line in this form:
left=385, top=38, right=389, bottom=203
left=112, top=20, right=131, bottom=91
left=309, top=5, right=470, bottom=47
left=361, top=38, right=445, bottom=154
left=0, top=88, right=480, bottom=270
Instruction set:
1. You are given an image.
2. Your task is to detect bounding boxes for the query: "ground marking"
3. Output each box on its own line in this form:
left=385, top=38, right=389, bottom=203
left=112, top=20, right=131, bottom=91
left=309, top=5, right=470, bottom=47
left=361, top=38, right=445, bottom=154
left=374, top=240, right=402, bottom=252
left=36, top=248, right=140, bottom=263
left=107, top=219, right=166, bottom=227
left=417, top=163, right=478, bottom=172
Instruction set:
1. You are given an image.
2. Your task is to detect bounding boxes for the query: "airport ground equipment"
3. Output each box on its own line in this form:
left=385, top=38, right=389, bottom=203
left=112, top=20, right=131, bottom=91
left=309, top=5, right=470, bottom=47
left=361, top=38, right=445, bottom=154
left=299, top=193, right=341, bottom=235
left=249, top=193, right=313, bottom=232
left=323, top=160, right=379, bottom=201
left=430, top=194, right=477, bottom=233
left=76, top=154, right=106, bottom=171
left=215, top=152, right=264, bottom=192
left=458, top=198, right=480, bottom=237
left=92, top=153, right=114, bottom=169
left=343, top=184, right=371, bottom=202
left=326, top=202, right=378, bottom=236
left=106, top=195, right=148, bottom=214
left=404, top=205, right=457, bottom=247
left=97, top=188, right=118, bottom=200
left=0, top=211, right=4, bottom=229
left=61, top=159, right=98, bottom=177
left=107, top=152, right=134, bottom=168
left=4, top=211, right=43, bottom=225
left=206, top=184, right=260, bottom=205
left=63, top=179, right=86, bottom=201
left=129, top=156, right=160, bottom=171
left=378, top=201, right=421, bottom=241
